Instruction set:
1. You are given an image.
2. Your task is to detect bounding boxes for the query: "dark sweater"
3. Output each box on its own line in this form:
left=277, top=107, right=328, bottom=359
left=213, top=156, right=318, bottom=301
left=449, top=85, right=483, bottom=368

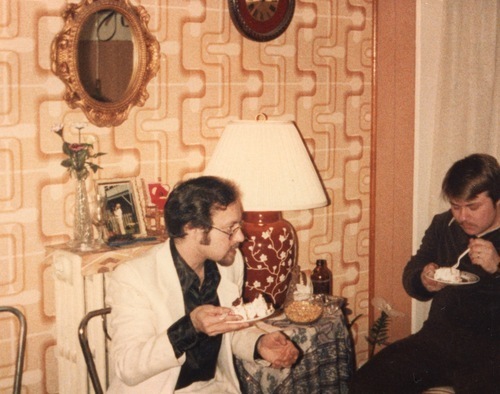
left=403, top=210, right=500, bottom=338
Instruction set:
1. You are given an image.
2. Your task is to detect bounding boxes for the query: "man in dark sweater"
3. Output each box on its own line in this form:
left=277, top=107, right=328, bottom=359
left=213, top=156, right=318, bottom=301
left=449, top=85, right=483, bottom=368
left=349, top=153, right=500, bottom=394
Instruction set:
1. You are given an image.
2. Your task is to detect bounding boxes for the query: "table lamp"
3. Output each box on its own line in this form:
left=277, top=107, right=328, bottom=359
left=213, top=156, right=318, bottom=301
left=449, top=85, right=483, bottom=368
left=204, top=117, right=328, bottom=307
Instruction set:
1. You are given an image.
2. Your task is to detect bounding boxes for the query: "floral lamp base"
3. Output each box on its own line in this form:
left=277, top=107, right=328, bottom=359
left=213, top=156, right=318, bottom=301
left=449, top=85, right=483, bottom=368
left=241, top=211, right=296, bottom=308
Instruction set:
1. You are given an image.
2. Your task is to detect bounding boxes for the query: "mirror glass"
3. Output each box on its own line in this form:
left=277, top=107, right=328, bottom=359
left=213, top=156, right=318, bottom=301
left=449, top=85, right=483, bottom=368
left=78, top=10, right=134, bottom=103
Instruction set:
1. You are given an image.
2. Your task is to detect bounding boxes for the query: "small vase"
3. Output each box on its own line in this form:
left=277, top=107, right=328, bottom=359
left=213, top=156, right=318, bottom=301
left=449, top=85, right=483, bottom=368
left=70, top=171, right=94, bottom=250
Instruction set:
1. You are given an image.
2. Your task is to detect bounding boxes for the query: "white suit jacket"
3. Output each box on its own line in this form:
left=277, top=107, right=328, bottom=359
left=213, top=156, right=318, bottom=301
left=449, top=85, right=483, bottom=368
left=105, top=241, right=264, bottom=393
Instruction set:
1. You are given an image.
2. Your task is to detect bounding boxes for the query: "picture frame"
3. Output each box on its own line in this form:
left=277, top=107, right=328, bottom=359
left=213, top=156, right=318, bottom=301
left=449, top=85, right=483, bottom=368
left=94, top=177, right=147, bottom=238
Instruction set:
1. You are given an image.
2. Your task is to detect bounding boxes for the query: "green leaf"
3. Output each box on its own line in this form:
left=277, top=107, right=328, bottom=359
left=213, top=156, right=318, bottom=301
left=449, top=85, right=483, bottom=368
left=367, top=311, right=391, bottom=358
left=62, top=142, right=72, bottom=155
left=61, top=159, right=72, bottom=168
left=88, top=163, right=103, bottom=173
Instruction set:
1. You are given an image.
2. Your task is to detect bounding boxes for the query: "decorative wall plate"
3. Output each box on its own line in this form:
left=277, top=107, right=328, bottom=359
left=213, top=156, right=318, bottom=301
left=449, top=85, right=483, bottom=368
left=228, top=0, right=295, bottom=42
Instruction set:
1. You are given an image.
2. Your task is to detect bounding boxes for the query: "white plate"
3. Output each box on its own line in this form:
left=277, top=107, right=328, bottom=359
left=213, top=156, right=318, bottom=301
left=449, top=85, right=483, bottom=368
left=226, top=308, right=275, bottom=324
left=426, top=270, right=480, bottom=285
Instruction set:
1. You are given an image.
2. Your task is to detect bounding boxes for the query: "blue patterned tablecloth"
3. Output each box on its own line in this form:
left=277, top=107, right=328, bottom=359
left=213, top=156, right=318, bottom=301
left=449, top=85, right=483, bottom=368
left=235, top=311, right=354, bottom=394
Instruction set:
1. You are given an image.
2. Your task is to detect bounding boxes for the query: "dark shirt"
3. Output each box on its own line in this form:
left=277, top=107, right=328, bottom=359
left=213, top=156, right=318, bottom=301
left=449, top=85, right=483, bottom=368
left=403, top=210, right=500, bottom=338
left=167, top=238, right=223, bottom=390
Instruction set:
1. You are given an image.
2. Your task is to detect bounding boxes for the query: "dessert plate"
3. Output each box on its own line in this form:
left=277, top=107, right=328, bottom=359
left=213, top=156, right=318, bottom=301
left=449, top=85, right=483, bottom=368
left=426, top=271, right=480, bottom=285
left=226, top=309, right=275, bottom=324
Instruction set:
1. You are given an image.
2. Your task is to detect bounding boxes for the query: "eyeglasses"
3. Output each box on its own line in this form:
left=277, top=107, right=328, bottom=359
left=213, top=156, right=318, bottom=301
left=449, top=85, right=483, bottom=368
left=210, top=224, right=242, bottom=239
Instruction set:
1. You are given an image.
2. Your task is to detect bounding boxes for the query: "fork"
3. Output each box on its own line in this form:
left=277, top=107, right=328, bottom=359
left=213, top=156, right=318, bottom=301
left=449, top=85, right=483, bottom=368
left=452, top=248, right=470, bottom=269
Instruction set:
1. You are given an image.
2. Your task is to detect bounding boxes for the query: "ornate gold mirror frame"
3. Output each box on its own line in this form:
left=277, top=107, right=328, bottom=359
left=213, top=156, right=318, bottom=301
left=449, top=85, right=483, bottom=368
left=51, top=0, right=160, bottom=127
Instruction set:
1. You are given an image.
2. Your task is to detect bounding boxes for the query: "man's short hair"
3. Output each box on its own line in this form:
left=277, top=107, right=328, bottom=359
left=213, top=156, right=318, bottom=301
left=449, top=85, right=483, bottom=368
left=441, top=153, right=499, bottom=203
left=165, top=176, right=240, bottom=238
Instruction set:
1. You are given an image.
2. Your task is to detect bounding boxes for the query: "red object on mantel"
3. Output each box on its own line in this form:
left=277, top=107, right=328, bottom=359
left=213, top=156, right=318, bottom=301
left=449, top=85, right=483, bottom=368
left=241, top=211, right=297, bottom=308
left=147, top=182, right=169, bottom=211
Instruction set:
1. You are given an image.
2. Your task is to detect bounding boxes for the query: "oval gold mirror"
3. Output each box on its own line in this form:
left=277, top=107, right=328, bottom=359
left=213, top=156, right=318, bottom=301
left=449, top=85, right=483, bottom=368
left=51, top=0, right=160, bottom=127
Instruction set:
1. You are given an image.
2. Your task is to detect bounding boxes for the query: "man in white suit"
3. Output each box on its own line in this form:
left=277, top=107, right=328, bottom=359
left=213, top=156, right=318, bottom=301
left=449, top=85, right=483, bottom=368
left=106, top=176, right=299, bottom=393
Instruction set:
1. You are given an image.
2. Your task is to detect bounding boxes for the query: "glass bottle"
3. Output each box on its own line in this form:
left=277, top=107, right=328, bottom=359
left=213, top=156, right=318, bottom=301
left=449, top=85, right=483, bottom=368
left=311, top=259, right=332, bottom=295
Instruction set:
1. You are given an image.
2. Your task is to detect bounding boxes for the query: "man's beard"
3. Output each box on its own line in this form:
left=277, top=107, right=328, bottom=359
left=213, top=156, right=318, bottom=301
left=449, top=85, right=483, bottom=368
left=218, top=245, right=239, bottom=266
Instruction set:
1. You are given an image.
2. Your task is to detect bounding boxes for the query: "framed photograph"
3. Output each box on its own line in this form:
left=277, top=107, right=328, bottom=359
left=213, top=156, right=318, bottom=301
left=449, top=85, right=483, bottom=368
left=94, top=178, right=147, bottom=238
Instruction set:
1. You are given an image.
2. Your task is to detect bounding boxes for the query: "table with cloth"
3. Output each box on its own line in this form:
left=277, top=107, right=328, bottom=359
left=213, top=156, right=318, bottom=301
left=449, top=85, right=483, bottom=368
left=235, top=310, right=355, bottom=394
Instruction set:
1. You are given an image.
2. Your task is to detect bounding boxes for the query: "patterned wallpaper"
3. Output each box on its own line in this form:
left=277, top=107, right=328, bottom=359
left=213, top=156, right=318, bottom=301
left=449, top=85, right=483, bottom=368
left=0, top=0, right=373, bottom=392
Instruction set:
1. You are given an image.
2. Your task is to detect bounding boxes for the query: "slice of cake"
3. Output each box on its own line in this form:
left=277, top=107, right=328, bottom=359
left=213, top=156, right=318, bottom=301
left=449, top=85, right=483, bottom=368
left=231, top=294, right=274, bottom=320
left=434, top=267, right=461, bottom=283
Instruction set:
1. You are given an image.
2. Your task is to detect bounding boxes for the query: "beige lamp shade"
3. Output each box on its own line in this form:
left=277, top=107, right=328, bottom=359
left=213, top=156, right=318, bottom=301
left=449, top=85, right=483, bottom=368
left=204, top=119, right=328, bottom=211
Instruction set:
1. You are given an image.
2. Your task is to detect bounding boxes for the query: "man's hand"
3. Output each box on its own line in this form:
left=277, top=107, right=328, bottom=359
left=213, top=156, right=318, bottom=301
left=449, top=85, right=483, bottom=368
left=469, top=238, right=500, bottom=274
left=421, top=263, right=446, bottom=292
left=257, top=331, right=299, bottom=369
left=190, top=305, right=249, bottom=336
